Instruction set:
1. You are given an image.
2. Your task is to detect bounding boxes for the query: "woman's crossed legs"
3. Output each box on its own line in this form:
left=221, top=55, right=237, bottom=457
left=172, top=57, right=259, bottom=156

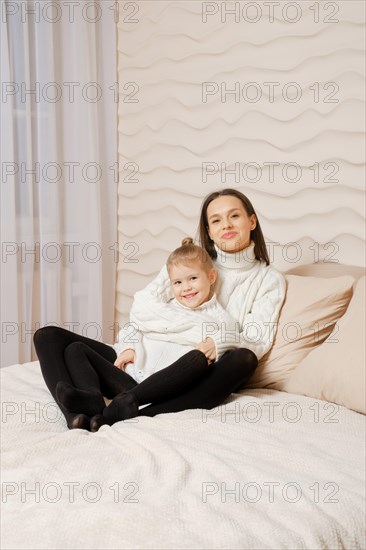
left=33, top=325, right=135, bottom=429
left=33, top=326, right=258, bottom=431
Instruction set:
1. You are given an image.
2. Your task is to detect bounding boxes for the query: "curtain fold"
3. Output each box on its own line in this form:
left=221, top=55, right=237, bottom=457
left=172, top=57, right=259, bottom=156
left=1, top=0, right=117, bottom=367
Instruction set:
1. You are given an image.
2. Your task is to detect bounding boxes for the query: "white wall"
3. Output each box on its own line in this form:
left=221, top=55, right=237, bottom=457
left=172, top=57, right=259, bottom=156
left=116, top=0, right=365, bottom=328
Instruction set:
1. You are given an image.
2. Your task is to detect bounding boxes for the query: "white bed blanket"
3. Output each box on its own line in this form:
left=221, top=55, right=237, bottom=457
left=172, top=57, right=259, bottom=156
left=1, top=361, right=365, bottom=550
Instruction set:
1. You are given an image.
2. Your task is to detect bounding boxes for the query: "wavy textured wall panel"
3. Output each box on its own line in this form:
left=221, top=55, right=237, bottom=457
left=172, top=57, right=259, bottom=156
left=116, top=0, right=365, bottom=329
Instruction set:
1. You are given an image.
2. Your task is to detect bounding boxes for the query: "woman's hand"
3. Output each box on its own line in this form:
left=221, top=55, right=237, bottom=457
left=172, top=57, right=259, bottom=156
left=114, top=349, right=136, bottom=371
left=194, top=337, right=216, bottom=364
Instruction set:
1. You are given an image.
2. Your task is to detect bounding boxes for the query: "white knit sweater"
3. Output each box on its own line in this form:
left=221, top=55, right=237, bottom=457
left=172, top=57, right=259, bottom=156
left=113, top=292, right=242, bottom=383
left=111, top=241, right=287, bottom=382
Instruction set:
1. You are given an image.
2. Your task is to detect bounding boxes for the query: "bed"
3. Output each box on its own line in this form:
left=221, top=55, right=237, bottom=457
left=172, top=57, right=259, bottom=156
left=1, top=264, right=365, bottom=550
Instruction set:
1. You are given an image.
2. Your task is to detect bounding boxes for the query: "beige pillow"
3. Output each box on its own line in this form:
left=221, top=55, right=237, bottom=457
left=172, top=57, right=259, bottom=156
left=281, top=276, right=365, bottom=414
left=247, top=274, right=355, bottom=389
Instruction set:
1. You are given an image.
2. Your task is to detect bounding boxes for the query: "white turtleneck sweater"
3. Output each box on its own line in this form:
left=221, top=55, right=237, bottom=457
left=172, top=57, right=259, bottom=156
left=111, top=241, right=287, bottom=382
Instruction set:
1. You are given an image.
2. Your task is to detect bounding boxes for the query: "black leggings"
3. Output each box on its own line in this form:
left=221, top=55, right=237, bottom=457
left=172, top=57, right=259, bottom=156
left=33, top=326, right=258, bottom=428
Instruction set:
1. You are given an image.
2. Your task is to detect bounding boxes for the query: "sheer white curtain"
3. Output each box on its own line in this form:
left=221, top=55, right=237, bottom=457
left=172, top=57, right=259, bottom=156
left=1, top=1, right=117, bottom=367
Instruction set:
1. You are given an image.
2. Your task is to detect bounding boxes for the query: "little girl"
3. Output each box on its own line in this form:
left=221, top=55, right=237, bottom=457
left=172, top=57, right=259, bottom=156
left=54, top=238, right=255, bottom=431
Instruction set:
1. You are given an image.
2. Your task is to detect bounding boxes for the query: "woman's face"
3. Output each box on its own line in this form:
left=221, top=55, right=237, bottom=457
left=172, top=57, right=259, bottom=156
left=206, top=195, right=256, bottom=253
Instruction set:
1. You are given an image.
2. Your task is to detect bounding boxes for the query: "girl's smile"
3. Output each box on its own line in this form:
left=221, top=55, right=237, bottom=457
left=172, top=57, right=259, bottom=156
left=169, top=264, right=216, bottom=309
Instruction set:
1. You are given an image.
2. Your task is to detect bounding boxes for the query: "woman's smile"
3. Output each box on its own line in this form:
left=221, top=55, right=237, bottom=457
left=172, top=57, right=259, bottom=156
left=221, top=231, right=237, bottom=239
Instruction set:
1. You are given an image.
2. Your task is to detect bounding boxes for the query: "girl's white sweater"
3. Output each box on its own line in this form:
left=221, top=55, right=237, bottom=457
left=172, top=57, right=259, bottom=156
left=114, top=293, right=242, bottom=383
left=111, top=241, right=287, bottom=382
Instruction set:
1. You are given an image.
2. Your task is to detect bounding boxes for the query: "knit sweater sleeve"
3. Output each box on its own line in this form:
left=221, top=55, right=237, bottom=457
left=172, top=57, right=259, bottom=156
left=131, top=296, right=209, bottom=346
left=205, top=302, right=242, bottom=361
left=132, top=295, right=242, bottom=362
left=113, top=323, right=143, bottom=356
left=238, top=269, right=287, bottom=360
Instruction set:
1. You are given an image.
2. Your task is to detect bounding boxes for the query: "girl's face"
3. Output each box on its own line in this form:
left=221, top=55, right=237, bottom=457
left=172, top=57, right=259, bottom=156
left=206, top=195, right=256, bottom=253
left=169, top=263, right=217, bottom=309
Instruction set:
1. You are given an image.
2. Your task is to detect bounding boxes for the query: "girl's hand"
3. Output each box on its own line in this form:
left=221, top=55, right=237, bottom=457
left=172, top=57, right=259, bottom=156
left=194, top=337, right=216, bottom=364
left=114, top=349, right=135, bottom=371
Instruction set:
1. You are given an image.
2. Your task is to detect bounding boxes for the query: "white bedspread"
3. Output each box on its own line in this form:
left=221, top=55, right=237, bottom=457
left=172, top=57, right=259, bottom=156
left=1, top=361, right=365, bottom=550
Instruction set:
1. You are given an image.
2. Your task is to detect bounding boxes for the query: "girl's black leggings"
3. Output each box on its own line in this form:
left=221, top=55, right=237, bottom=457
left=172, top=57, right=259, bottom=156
left=33, top=326, right=258, bottom=428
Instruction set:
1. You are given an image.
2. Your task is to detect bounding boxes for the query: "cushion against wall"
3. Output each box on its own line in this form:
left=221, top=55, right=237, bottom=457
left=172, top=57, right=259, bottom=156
left=246, top=274, right=355, bottom=389
left=281, top=276, right=366, bottom=414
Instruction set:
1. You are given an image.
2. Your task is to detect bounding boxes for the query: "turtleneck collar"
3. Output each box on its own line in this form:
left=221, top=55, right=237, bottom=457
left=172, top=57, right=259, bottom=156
left=213, top=240, right=258, bottom=271
left=172, top=293, right=217, bottom=311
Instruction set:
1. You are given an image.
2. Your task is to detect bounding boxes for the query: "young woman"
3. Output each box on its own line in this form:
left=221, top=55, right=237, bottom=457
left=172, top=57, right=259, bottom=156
left=33, top=188, right=286, bottom=431
left=55, top=236, right=248, bottom=431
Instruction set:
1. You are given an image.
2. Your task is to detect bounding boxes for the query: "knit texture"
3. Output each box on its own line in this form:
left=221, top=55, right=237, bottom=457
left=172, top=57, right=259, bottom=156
left=112, top=241, right=287, bottom=379
left=113, top=293, right=241, bottom=382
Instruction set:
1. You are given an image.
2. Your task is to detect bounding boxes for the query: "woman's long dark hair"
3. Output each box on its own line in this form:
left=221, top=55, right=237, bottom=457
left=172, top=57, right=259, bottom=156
left=197, top=188, right=270, bottom=265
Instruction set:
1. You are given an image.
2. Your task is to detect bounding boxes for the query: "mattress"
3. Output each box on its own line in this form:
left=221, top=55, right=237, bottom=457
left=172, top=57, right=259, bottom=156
left=1, top=360, right=365, bottom=549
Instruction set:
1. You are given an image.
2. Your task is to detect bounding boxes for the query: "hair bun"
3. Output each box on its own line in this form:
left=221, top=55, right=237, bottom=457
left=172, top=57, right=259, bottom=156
left=181, top=237, right=194, bottom=247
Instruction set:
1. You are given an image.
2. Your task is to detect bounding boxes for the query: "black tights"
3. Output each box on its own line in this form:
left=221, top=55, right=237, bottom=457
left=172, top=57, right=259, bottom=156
left=33, top=326, right=258, bottom=429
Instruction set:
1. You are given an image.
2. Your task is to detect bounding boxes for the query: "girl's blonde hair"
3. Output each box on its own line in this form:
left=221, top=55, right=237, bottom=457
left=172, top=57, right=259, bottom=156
left=166, top=237, right=215, bottom=274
